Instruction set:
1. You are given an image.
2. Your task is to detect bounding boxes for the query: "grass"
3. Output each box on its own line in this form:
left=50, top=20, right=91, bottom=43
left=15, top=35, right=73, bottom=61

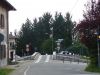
left=0, top=68, right=14, bottom=75
left=85, top=63, right=100, bottom=73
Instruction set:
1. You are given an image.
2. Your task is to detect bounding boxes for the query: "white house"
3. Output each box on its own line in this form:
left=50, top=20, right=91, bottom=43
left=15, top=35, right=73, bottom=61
left=0, top=0, right=16, bottom=67
left=9, top=32, right=16, bottom=61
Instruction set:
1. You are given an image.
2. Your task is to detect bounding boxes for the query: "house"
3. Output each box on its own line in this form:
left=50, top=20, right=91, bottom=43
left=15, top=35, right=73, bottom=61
left=9, top=32, right=16, bottom=61
left=0, top=0, right=16, bottom=67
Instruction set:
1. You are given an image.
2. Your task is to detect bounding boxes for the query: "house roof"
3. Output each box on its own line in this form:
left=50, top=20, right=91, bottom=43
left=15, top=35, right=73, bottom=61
left=0, top=0, right=16, bottom=11
left=9, top=34, right=16, bottom=39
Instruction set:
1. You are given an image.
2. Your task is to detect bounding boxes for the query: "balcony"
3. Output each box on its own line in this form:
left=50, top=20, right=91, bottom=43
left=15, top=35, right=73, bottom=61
left=9, top=45, right=15, bottom=50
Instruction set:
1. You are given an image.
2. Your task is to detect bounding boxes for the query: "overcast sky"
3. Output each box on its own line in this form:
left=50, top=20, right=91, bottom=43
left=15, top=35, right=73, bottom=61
left=7, top=0, right=88, bottom=33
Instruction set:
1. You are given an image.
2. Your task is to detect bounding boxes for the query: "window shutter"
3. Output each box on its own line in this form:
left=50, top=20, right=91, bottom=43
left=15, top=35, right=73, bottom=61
left=1, top=14, right=4, bottom=28
left=2, top=15, right=4, bottom=28
left=4, top=45, right=6, bottom=58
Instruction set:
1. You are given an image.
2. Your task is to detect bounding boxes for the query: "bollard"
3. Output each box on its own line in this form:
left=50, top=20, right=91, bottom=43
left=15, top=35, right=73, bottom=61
left=70, top=58, right=71, bottom=63
left=63, top=57, right=64, bottom=63
left=78, top=58, right=79, bottom=64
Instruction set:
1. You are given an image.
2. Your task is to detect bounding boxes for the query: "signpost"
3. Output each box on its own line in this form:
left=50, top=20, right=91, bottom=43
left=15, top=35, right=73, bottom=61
left=26, top=44, right=30, bottom=55
left=34, top=47, right=37, bottom=52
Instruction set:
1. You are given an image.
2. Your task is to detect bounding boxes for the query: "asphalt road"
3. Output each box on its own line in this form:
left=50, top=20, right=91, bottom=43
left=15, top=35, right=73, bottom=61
left=19, top=55, right=100, bottom=75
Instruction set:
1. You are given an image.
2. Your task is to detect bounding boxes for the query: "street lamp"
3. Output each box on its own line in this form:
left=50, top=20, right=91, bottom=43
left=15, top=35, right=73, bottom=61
left=50, top=27, right=53, bottom=54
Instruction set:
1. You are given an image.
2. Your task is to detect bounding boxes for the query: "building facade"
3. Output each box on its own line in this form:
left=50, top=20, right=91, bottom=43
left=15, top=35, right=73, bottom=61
left=0, top=0, right=16, bottom=67
left=9, top=32, right=16, bottom=61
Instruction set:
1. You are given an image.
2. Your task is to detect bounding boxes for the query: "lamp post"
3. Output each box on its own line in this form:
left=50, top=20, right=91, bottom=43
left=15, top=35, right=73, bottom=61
left=51, top=27, right=53, bottom=54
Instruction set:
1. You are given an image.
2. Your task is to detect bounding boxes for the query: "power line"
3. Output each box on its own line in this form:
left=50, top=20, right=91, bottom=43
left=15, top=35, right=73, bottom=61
left=70, top=0, right=79, bottom=13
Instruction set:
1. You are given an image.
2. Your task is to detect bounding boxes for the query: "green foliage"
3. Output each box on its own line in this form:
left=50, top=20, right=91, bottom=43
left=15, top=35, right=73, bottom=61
left=16, top=12, right=76, bottom=55
left=80, top=56, right=90, bottom=60
left=85, top=63, right=100, bottom=73
left=67, top=41, right=88, bottom=56
left=0, top=68, right=14, bottom=75
left=41, top=39, right=52, bottom=54
left=76, top=0, right=100, bottom=66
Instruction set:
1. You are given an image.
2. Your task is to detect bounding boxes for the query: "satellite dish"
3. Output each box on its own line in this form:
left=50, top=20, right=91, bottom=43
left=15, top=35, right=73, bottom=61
left=0, top=33, right=4, bottom=42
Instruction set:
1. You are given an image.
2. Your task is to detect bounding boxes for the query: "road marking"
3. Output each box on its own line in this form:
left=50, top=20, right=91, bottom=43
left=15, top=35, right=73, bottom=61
left=24, top=66, right=30, bottom=75
left=45, top=55, right=50, bottom=62
left=35, top=55, right=42, bottom=63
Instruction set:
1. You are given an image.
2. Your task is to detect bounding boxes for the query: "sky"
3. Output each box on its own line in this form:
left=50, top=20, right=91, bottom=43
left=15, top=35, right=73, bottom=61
left=7, top=0, right=88, bottom=33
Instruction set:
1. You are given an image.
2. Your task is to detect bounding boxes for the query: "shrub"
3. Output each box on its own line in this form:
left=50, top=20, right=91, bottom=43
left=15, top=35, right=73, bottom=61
left=85, top=63, right=100, bottom=73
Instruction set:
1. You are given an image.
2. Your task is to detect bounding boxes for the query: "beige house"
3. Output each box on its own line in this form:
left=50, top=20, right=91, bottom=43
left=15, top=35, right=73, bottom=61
left=0, top=0, right=16, bottom=67
left=9, top=32, right=16, bottom=61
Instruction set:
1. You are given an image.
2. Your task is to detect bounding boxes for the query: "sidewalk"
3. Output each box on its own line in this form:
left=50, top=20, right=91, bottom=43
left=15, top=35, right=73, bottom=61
left=2, top=60, right=29, bottom=75
left=2, top=53, right=40, bottom=75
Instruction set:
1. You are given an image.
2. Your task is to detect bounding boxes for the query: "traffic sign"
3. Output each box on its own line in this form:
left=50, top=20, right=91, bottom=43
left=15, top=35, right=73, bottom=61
left=26, top=44, right=29, bottom=48
left=0, top=33, right=4, bottom=42
left=57, top=42, right=60, bottom=46
left=26, top=48, right=29, bottom=52
left=55, top=40, right=61, bottom=42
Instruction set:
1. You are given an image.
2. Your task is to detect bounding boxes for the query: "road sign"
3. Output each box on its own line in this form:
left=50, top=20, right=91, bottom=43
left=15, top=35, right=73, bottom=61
left=0, top=33, right=4, bottom=42
left=57, top=42, right=60, bottom=46
left=26, top=44, right=29, bottom=48
left=26, top=48, right=29, bottom=52
left=55, top=40, right=61, bottom=42
left=34, top=47, right=37, bottom=52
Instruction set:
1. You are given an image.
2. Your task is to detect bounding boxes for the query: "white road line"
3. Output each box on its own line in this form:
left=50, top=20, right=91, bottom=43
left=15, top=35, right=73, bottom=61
left=35, top=55, right=42, bottom=63
left=45, top=55, right=50, bottom=62
left=24, top=66, right=30, bottom=75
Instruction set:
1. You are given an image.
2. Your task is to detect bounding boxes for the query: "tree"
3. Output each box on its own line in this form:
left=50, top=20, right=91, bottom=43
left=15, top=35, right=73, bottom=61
left=16, top=18, right=34, bottom=55
left=16, top=12, right=76, bottom=55
left=33, top=12, right=53, bottom=52
left=61, top=13, right=76, bottom=48
left=41, top=39, right=52, bottom=54
left=76, top=0, right=100, bottom=67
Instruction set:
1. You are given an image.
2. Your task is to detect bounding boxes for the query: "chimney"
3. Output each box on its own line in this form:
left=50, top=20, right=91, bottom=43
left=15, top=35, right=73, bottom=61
left=10, top=32, right=12, bottom=35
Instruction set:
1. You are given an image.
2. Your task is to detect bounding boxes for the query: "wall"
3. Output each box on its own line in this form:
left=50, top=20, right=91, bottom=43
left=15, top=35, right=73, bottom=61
left=0, top=5, right=8, bottom=67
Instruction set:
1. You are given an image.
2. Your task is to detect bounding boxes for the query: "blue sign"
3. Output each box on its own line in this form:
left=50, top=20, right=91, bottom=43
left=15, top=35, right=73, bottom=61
left=55, top=40, right=62, bottom=42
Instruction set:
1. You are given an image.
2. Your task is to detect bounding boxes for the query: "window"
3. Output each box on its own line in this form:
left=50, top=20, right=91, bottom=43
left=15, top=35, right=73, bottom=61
left=0, top=14, right=5, bottom=28
left=10, top=42, right=15, bottom=49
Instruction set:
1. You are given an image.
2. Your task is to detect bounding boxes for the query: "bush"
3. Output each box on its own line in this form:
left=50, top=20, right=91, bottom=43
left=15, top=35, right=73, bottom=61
left=80, top=56, right=90, bottom=60
left=85, top=63, right=100, bottom=73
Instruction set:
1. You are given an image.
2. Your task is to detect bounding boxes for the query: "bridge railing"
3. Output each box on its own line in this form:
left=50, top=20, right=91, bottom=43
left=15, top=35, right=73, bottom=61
left=56, top=54, right=89, bottom=64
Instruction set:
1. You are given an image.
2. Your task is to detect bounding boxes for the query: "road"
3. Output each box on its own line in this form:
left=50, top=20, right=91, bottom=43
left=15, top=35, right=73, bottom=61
left=18, top=55, right=99, bottom=75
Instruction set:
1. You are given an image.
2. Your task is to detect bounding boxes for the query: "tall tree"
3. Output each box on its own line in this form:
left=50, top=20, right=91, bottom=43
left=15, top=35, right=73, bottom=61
left=33, top=12, right=52, bottom=52
left=61, top=13, right=76, bottom=48
left=17, top=19, right=34, bottom=55
left=76, top=0, right=100, bottom=67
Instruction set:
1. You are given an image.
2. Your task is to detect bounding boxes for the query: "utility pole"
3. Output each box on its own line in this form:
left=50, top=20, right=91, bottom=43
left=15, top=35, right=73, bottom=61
left=51, top=27, right=53, bottom=53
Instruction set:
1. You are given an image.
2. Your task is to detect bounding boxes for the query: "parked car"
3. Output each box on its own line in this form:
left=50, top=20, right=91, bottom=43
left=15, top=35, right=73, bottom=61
left=59, top=51, right=68, bottom=54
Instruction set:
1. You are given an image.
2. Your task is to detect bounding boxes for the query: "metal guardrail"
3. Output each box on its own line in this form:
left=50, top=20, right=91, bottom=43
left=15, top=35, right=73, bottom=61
left=56, top=54, right=89, bottom=64
left=23, top=52, right=40, bottom=60
left=11, top=52, right=40, bottom=65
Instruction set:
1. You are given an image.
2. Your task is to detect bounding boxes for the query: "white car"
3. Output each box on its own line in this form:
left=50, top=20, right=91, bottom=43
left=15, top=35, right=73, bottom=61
left=59, top=51, right=68, bottom=54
